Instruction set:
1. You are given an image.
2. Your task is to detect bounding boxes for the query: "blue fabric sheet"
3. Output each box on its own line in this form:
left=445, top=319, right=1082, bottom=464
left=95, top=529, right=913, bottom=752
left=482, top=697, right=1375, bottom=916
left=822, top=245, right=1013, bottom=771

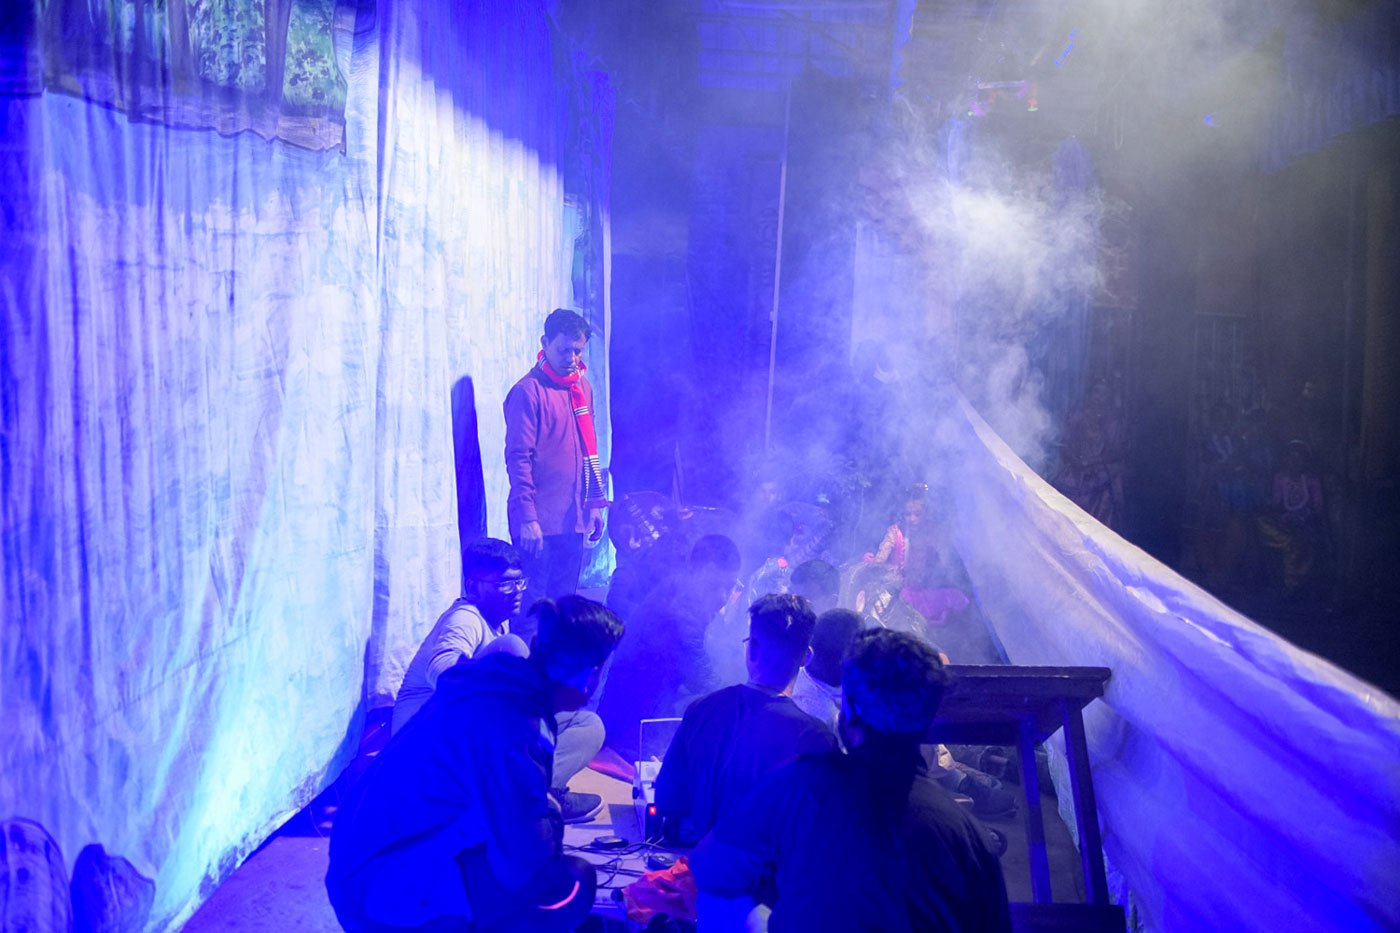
left=940, top=394, right=1400, bottom=932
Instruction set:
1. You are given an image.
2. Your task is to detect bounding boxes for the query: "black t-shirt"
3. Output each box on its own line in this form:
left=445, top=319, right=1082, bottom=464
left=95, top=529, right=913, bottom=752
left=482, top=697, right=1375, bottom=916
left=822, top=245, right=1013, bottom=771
left=692, top=747, right=1012, bottom=933
left=597, top=581, right=719, bottom=763
left=655, top=684, right=837, bottom=844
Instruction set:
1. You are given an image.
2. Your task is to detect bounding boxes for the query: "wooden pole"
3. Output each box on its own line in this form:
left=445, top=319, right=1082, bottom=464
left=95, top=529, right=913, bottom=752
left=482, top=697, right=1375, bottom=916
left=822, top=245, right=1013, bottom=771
left=763, top=84, right=792, bottom=451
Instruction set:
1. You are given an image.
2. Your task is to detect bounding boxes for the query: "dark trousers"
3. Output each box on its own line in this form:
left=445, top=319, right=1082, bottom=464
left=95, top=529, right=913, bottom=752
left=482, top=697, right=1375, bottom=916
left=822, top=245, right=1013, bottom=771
left=515, top=533, right=584, bottom=643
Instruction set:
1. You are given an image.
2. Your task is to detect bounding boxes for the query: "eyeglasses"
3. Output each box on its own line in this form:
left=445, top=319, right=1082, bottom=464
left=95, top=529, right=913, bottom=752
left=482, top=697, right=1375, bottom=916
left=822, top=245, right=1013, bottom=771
left=475, top=576, right=529, bottom=593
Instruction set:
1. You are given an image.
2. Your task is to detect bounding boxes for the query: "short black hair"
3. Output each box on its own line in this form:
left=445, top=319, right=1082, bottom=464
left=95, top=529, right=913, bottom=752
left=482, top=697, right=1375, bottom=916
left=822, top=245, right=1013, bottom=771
left=747, top=593, right=817, bottom=667
left=462, top=538, right=522, bottom=579
left=690, top=534, right=741, bottom=573
left=756, top=509, right=794, bottom=555
left=790, top=559, right=839, bottom=600
left=531, top=594, right=623, bottom=674
left=841, top=629, right=947, bottom=738
left=544, top=308, right=592, bottom=342
left=809, top=608, right=864, bottom=674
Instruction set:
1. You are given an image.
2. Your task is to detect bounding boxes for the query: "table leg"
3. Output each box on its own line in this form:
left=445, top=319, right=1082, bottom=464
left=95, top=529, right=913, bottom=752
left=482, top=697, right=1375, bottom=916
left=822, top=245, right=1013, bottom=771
left=1017, top=719, right=1052, bottom=903
left=1061, top=700, right=1111, bottom=905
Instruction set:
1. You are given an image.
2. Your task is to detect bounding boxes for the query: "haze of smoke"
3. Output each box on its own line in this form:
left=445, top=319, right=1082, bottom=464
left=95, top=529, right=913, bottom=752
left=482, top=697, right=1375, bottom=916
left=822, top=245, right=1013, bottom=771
left=888, top=127, right=1104, bottom=473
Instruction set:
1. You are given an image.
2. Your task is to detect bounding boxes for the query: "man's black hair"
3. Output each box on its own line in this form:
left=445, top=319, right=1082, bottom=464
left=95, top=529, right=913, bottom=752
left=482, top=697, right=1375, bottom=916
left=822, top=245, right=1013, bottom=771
left=841, top=629, right=947, bottom=739
left=747, top=593, right=817, bottom=666
left=808, top=608, right=864, bottom=682
left=531, top=594, right=623, bottom=674
left=790, top=559, right=839, bottom=600
left=544, top=308, right=592, bottom=342
left=756, top=509, right=794, bottom=557
left=690, top=534, right=741, bottom=573
left=462, top=538, right=522, bottom=579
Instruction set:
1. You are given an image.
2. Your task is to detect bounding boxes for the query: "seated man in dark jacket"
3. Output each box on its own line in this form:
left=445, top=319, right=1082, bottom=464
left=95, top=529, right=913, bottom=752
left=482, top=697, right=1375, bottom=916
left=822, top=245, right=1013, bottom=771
left=326, top=596, right=624, bottom=932
left=654, top=593, right=836, bottom=845
left=691, top=629, right=1012, bottom=933
left=598, top=534, right=742, bottom=763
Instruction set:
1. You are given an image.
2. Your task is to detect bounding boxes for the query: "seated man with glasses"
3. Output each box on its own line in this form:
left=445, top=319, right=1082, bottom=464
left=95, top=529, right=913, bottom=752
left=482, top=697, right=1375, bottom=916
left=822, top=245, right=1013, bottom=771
left=393, top=537, right=607, bottom=823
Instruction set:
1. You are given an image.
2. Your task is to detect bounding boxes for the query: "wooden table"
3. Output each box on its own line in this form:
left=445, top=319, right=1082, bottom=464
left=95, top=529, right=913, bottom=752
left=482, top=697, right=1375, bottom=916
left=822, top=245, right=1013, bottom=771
left=931, top=665, right=1125, bottom=933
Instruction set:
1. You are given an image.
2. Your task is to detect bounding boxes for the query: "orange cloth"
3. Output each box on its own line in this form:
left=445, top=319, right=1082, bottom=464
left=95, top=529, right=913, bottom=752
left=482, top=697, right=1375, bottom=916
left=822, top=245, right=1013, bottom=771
left=621, top=855, right=698, bottom=923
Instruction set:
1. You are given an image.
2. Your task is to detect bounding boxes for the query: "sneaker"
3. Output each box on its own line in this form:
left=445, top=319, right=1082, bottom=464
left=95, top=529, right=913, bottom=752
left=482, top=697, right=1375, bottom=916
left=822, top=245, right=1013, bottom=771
left=554, top=790, right=605, bottom=824
left=977, top=750, right=1011, bottom=780
left=959, top=774, right=1017, bottom=820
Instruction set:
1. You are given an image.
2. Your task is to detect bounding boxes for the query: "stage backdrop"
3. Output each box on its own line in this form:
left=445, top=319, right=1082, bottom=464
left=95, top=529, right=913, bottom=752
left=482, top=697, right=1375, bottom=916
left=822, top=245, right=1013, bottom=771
left=936, top=394, right=1400, bottom=932
left=0, top=1, right=610, bottom=928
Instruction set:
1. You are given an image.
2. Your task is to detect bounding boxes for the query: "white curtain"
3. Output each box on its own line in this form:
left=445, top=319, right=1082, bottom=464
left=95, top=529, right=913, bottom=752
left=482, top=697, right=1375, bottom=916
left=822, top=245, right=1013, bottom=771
left=939, top=394, right=1399, bottom=932
left=0, top=1, right=594, bottom=928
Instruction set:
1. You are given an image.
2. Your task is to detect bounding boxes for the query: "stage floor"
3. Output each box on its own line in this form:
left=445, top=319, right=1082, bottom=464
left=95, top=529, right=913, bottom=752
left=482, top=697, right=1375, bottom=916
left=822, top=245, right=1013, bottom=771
left=183, top=762, right=1084, bottom=930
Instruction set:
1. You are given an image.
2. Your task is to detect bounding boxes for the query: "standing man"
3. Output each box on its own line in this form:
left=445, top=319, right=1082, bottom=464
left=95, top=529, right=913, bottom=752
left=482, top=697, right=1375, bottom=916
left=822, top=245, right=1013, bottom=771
left=505, top=309, right=609, bottom=618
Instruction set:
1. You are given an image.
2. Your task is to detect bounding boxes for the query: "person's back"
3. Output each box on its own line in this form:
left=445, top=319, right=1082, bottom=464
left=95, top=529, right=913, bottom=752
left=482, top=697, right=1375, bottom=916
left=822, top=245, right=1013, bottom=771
left=692, top=629, right=1011, bottom=932
left=329, top=653, right=557, bottom=930
left=655, top=682, right=835, bottom=843
left=789, top=608, right=864, bottom=729
left=328, top=596, right=624, bottom=933
left=702, top=745, right=1006, bottom=932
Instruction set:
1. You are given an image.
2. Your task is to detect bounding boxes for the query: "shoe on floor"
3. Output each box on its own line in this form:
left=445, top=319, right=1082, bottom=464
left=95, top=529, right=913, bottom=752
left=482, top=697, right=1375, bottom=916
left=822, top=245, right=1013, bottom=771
left=959, top=774, right=1017, bottom=820
left=554, top=790, right=604, bottom=824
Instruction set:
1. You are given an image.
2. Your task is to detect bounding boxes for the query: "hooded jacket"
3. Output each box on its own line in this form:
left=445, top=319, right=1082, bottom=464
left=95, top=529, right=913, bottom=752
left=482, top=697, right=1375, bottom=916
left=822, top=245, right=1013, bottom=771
left=326, top=653, right=563, bottom=930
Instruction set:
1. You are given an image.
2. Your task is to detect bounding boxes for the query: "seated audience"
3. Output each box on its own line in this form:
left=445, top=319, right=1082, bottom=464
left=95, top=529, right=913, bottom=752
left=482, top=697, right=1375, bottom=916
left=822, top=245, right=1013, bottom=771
left=394, top=538, right=605, bottom=823
left=655, top=594, right=838, bottom=845
left=789, top=607, right=864, bottom=730
left=392, top=538, right=525, bottom=733
left=866, top=486, right=969, bottom=628
left=692, top=629, right=1012, bottom=932
left=326, top=596, right=624, bottom=933
left=598, top=535, right=741, bottom=763
left=792, top=609, right=1013, bottom=818
left=742, top=510, right=797, bottom=603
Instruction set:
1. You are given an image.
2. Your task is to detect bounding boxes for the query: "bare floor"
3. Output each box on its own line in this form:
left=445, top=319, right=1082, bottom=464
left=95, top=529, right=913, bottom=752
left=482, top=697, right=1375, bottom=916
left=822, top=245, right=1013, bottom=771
left=184, top=763, right=1082, bottom=930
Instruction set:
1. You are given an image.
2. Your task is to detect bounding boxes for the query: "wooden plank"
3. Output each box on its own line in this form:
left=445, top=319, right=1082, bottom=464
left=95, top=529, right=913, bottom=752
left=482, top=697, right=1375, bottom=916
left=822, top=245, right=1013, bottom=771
left=1010, top=902, right=1126, bottom=932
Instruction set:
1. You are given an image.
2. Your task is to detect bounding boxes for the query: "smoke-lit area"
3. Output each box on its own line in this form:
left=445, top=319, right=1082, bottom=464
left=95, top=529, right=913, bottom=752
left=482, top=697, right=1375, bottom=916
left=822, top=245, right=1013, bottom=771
left=6, top=0, right=1397, bottom=929
left=597, top=3, right=1399, bottom=923
left=908, top=127, right=1104, bottom=470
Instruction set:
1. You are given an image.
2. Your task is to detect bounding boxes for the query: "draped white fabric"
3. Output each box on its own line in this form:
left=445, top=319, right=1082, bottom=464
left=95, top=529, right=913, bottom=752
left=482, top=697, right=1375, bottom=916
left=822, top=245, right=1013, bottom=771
left=0, top=2, right=587, bottom=928
left=940, top=395, right=1400, bottom=932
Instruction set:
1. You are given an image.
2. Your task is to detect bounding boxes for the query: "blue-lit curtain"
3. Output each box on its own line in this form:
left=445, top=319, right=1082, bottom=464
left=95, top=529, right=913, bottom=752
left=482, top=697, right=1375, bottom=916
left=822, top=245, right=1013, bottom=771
left=5, top=0, right=355, bottom=150
left=0, top=1, right=604, bottom=928
left=939, top=394, right=1400, bottom=933
left=1033, top=137, right=1097, bottom=442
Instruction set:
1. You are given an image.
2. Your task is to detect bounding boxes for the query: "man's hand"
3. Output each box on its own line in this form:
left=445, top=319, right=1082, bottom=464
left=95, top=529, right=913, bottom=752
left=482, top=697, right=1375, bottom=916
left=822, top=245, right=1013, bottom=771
left=584, top=509, right=605, bottom=548
left=519, top=521, right=545, bottom=557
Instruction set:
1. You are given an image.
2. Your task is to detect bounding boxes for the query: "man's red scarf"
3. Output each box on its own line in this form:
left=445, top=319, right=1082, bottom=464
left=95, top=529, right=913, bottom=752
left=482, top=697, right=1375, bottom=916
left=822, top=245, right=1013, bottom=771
left=538, top=352, right=610, bottom=510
